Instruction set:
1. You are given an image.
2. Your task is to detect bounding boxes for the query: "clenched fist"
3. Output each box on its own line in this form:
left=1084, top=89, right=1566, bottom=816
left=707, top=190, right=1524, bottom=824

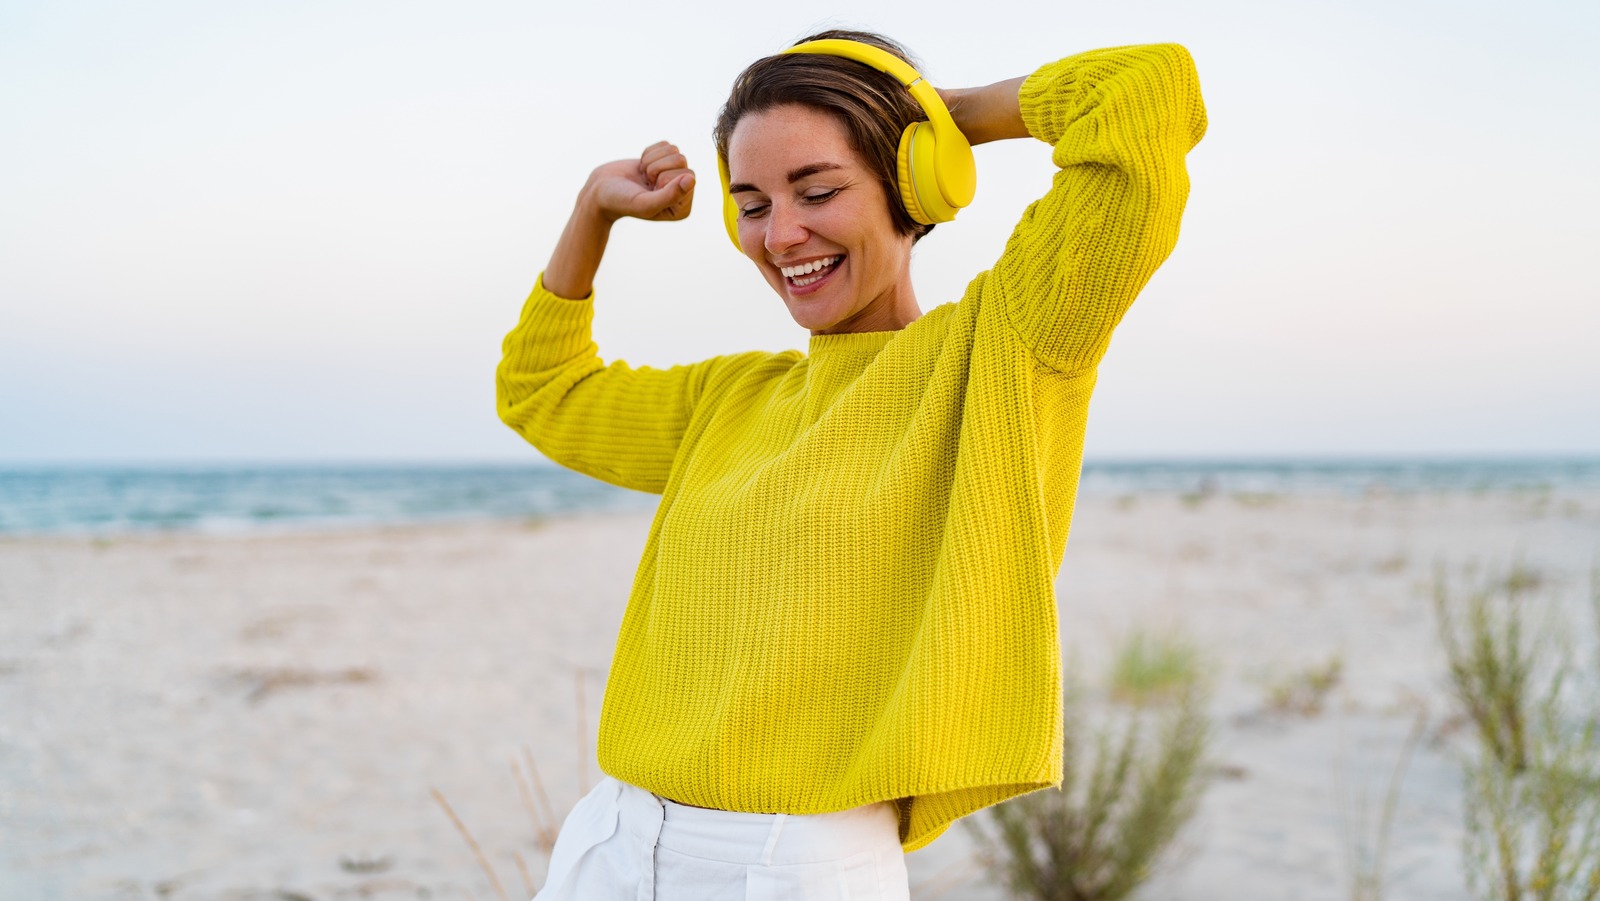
left=587, top=141, right=696, bottom=223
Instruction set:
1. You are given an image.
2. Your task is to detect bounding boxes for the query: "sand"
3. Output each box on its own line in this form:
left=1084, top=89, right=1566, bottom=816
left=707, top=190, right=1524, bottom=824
left=3, top=488, right=1598, bottom=900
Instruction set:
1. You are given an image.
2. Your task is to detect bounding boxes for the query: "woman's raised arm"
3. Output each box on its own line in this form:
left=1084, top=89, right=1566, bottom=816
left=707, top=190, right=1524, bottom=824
left=542, top=141, right=696, bottom=299
left=938, top=77, right=1028, bottom=147
left=499, top=143, right=777, bottom=494
left=954, top=45, right=1207, bottom=374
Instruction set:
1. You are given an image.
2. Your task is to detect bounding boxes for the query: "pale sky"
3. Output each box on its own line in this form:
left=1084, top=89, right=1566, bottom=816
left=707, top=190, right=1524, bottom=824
left=2, top=0, right=1596, bottom=463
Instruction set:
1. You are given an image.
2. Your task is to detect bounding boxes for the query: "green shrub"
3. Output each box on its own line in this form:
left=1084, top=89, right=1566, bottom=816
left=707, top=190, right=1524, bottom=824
left=1341, top=710, right=1427, bottom=901
left=1263, top=654, right=1344, bottom=716
left=1462, top=700, right=1600, bottom=901
left=1439, top=562, right=1600, bottom=900
left=1109, top=630, right=1203, bottom=706
left=967, top=664, right=1210, bottom=901
left=1433, top=564, right=1542, bottom=773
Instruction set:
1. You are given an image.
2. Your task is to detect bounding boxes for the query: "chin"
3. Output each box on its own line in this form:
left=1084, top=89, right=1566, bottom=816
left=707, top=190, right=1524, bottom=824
left=788, top=313, right=832, bottom=333
left=785, top=302, right=851, bottom=334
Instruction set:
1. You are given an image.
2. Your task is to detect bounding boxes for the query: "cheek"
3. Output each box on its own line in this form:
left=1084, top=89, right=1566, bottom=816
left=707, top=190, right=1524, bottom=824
left=739, top=233, right=775, bottom=278
left=736, top=221, right=759, bottom=258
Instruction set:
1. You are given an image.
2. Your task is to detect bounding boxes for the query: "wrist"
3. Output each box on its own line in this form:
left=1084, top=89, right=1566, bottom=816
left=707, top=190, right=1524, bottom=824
left=542, top=183, right=615, bottom=301
left=577, top=175, right=623, bottom=228
left=939, top=87, right=972, bottom=138
left=945, top=77, right=1028, bottom=146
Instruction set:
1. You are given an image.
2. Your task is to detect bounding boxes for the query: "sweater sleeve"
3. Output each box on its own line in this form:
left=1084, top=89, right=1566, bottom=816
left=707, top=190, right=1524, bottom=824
left=996, top=44, right=1207, bottom=373
left=495, top=274, right=775, bottom=494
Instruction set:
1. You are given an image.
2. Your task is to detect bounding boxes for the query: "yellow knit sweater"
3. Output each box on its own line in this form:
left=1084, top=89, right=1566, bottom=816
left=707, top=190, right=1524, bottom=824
left=498, top=44, right=1206, bottom=852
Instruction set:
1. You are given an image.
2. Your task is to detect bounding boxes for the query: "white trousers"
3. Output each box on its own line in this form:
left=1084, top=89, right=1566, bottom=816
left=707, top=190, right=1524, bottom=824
left=532, top=776, right=912, bottom=900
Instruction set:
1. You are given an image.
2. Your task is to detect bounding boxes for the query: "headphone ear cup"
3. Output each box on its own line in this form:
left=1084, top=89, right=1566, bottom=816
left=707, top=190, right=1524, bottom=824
left=717, top=155, right=742, bottom=251
left=898, top=121, right=959, bottom=225
left=721, top=193, right=742, bottom=251
left=895, top=125, right=929, bottom=226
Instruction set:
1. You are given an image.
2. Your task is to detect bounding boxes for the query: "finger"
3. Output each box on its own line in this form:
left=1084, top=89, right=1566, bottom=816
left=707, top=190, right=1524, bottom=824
left=638, top=141, right=681, bottom=174
left=644, top=153, right=690, bottom=187
left=646, top=159, right=689, bottom=190
left=665, top=172, right=696, bottom=218
left=650, top=164, right=692, bottom=192
left=634, top=172, right=695, bottom=220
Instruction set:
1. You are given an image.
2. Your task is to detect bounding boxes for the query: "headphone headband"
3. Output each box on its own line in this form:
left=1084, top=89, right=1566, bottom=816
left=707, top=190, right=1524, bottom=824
left=780, top=40, right=967, bottom=162
left=718, top=38, right=976, bottom=250
left=781, top=39, right=923, bottom=88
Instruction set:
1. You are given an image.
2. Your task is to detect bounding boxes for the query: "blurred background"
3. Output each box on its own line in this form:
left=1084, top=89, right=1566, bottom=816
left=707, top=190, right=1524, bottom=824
left=4, top=0, right=1595, bottom=466
left=5, top=4, right=1600, bottom=899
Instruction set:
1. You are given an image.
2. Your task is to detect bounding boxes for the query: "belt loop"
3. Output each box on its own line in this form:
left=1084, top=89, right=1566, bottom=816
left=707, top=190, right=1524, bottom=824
left=760, top=812, right=788, bottom=866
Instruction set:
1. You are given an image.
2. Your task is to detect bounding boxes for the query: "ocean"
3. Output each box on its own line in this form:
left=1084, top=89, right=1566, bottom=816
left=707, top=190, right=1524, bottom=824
left=1, top=457, right=1597, bottom=536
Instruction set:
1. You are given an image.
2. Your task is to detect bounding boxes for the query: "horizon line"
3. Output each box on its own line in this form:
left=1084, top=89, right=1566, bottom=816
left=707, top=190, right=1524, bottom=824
left=2, top=452, right=1599, bottom=470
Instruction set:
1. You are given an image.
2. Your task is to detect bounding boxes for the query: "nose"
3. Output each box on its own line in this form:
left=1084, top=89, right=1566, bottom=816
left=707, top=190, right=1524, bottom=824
left=762, top=199, right=808, bottom=256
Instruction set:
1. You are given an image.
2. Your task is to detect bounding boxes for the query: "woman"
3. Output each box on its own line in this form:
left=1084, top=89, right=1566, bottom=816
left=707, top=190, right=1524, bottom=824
left=498, top=29, right=1206, bottom=900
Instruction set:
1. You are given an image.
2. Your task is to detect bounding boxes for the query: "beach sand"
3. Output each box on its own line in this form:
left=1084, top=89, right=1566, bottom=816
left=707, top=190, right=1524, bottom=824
left=4, top=488, right=1597, bottom=900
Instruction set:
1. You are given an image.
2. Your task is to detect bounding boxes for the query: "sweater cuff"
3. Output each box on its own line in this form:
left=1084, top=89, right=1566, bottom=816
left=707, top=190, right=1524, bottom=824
left=535, top=271, right=594, bottom=304
left=1017, top=59, right=1079, bottom=147
left=501, top=271, right=598, bottom=365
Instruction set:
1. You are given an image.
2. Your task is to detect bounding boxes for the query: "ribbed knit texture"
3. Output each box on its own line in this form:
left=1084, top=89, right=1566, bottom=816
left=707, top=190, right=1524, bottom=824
left=497, top=44, right=1206, bottom=852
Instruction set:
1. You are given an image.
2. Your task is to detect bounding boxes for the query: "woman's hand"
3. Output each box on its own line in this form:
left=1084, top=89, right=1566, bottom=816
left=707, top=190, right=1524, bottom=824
left=937, top=78, right=1029, bottom=147
left=587, top=141, right=697, bottom=223
left=542, top=142, right=696, bottom=299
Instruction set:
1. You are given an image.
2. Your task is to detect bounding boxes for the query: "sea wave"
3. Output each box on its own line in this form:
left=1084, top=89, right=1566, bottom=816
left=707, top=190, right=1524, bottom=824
left=2, top=457, right=1596, bottom=536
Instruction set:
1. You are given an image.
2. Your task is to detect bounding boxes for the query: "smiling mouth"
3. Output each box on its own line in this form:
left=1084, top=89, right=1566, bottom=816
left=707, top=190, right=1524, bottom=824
left=781, top=255, right=843, bottom=287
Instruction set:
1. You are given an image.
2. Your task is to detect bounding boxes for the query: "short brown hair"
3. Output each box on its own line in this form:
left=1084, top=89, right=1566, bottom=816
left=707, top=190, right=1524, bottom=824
left=714, top=29, right=935, bottom=242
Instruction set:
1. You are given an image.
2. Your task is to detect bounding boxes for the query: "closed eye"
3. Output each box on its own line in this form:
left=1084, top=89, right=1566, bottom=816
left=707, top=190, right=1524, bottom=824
left=739, top=187, right=839, bottom=219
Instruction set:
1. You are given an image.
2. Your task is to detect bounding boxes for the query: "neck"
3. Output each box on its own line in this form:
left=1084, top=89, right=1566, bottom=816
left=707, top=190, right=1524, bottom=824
left=812, top=266, right=920, bottom=336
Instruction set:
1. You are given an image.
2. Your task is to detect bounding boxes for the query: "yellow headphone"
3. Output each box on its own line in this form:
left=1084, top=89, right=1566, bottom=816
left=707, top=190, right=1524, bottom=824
left=717, top=38, right=977, bottom=251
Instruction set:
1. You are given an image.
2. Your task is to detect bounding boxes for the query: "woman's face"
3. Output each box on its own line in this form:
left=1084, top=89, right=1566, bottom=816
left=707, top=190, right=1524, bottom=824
left=726, top=104, right=918, bottom=335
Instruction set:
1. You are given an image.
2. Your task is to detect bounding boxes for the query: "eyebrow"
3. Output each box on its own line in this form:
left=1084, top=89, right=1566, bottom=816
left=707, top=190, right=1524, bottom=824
left=728, top=162, right=846, bottom=195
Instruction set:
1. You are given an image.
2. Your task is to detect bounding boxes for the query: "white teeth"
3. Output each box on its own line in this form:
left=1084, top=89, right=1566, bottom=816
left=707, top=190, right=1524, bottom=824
left=780, top=256, right=840, bottom=279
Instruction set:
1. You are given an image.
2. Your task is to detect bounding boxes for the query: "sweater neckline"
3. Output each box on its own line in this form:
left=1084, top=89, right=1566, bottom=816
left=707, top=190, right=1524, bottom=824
left=807, top=328, right=899, bottom=356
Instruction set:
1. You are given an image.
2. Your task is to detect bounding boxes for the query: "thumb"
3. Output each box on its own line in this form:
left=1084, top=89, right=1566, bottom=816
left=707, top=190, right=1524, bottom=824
left=655, top=172, right=694, bottom=198
left=635, top=172, right=695, bottom=218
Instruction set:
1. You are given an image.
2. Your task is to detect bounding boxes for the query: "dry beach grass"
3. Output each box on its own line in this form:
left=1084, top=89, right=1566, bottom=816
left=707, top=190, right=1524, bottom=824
left=3, top=487, right=1599, bottom=899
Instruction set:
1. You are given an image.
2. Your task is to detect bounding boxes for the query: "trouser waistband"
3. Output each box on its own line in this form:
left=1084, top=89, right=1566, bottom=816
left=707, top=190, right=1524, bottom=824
left=613, top=777, right=901, bottom=866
